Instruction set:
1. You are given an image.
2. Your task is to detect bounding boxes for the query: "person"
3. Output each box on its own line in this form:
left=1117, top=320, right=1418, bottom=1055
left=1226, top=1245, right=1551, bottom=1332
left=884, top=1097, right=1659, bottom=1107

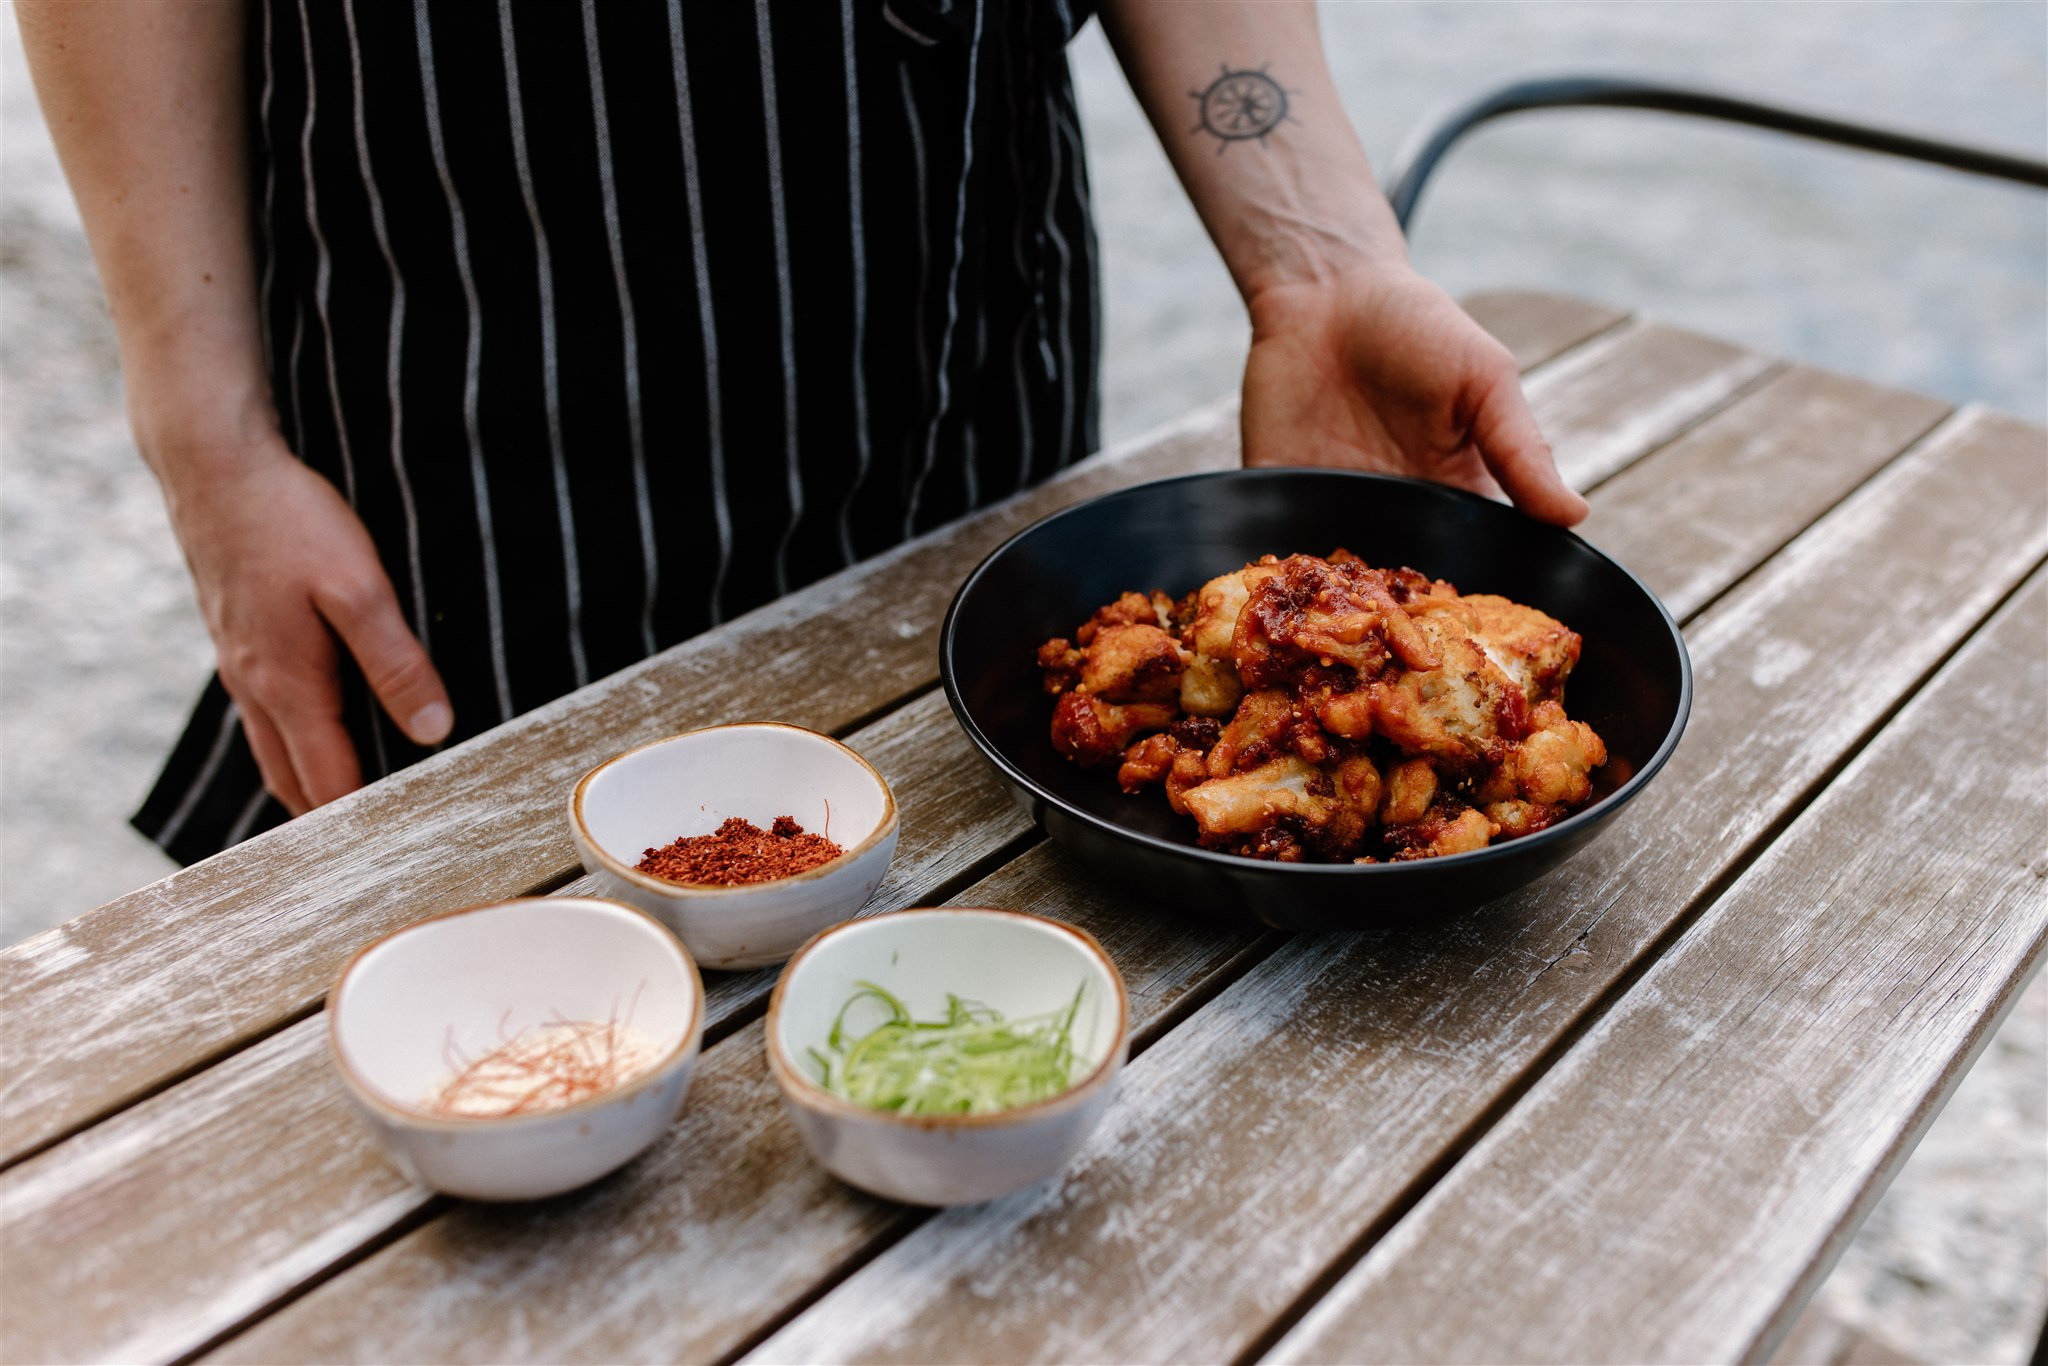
left=19, top=0, right=1585, bottom=866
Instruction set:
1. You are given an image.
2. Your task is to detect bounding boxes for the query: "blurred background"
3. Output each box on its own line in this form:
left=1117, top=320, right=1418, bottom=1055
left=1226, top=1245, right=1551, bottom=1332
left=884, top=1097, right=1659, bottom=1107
left=2, top=2, right=2042, bottom=1360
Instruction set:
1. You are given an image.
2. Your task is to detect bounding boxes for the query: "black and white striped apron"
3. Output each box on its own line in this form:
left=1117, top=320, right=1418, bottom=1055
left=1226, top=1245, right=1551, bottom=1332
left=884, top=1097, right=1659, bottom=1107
left=135, top=0, right=1101, bottom=865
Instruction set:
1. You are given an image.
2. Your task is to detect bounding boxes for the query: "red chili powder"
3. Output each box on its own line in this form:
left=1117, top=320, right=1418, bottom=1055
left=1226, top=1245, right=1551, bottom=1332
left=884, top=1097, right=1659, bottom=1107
left=637, top=815, right=845, bottom=886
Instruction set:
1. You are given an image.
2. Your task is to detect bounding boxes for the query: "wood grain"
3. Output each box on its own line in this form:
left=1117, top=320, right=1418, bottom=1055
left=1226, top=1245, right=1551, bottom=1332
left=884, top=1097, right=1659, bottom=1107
left=0, top=688, right=1030, bottom=1366
left=17, top=324, right=1951, bottom=1366
left=208, top=841, right=1267, bottom=1366
left=742, top=410, right=2048, bottom=1365
left=1576, top=365, right=1949, bottom=612
left=0, top=299, right=1719, bottom=1167
left=1272, top=573, right=2048, bottom=1366
left=1461, top=289, right=1630, bottom=370
left=0, top=402, right=1239, bottom=1165
left=1525, top=320, right=1780, bottom=489
left=226, top=408, right=2037, bottom=1366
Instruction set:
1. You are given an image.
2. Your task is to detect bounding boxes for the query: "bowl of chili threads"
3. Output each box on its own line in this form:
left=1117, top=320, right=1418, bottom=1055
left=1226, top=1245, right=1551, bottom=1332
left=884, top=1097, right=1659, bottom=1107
left=569, top=723, right=900, bottom=970
left=328, top=896, right=705, bottom=1201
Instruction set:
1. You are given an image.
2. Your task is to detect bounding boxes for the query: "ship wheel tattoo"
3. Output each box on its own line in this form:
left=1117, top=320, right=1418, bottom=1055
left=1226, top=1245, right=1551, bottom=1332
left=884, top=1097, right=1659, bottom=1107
left=1190, top=64, right=1295, bottom=149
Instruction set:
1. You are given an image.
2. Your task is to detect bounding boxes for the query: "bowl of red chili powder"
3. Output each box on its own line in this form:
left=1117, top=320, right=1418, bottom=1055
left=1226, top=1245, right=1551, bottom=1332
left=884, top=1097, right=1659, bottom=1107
left=570, top=723, right=900, bottom=970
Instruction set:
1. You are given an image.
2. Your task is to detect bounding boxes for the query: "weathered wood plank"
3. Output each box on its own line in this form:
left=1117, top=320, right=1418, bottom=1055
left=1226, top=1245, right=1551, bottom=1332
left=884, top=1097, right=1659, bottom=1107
left=740, top=410, right=2048, bottom=1365
left=0, top=1017, right=368, bottom=1366
left=1526, top=320, right=1780, bottom=489
left=0, top=311, right=1768, bottom=1168
left=1577, top=365, right=1948, bottom=612
left=1272, top=573, right=2048, bottom=1366
left=1461, top=289, right=1631, bottom=371
left=213, top=408, right=2027, bottom=1364
left=0, top=688, right=1031, bottom=1366
left=0, top=403, right=1238, bottom=1165
left=207, top=841, right=1268, bottom=1366
left=16, top=340, right=1939, bottom=1364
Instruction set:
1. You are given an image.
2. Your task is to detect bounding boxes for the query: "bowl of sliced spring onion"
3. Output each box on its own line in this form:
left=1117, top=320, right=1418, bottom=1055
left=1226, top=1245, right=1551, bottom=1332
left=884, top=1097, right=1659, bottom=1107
left=765, top=906, right=1129, bottom=1205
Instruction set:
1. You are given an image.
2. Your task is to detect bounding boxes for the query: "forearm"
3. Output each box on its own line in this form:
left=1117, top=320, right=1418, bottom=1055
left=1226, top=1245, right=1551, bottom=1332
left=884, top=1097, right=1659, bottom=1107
left=1097, top=0, right=1406, bottom=299
left=17, top=0, right=275, bottom=490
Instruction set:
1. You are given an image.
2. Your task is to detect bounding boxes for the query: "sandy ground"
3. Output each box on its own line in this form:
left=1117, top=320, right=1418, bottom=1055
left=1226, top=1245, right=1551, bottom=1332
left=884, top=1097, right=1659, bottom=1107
left=1, top=3, right=2042, bottom=1361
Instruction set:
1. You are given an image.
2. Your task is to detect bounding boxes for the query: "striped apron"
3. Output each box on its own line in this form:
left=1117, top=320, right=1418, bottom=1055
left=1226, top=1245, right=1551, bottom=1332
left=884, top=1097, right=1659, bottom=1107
left=135, top=0, right=1101, bottom=864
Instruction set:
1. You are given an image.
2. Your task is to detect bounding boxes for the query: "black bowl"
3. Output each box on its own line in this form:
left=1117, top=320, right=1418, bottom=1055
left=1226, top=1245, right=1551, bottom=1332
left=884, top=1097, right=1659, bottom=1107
left=939, top=469, right=1691, bottom=930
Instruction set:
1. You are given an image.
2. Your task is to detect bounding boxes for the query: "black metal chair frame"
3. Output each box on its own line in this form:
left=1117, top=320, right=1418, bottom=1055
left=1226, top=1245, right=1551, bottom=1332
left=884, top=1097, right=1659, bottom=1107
left=1386, top=75, right=2048, bottom=231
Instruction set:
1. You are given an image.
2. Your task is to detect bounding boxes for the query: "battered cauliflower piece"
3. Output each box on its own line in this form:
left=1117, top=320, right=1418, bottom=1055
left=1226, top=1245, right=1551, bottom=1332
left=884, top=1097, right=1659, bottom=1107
left=1233, top=554, right=1439, bottom=690
left=1179, top=755, right=1375, bottom=864
left=1364, top=611, right=1529, bottom=771
left=1187, top=562, right=1282, bottom=658
left=1117, top=733, right=1180, bottom=792
left=1080, top=623, right=1185, bottom=703
left=1050, top=692, right=1177, bottom=768
left=1509, top=700, right=1607, bottom=806
left=1324, top=752, right=1383, bottom=855
left=1076, top=590, right=1173, bottom=646
left=1378, top=757, right=1439, bottom=825
left=1035, top=638, right=1084, bottom=696
left=1117, top=733, right=1216, bottom=815
left=1384, top=802, right=1498, bottom=860
left=1314, top=684, right=1375, bottom=740
left=1206, top=688, right=1298, bottom=778
left=1179, top=653, right=1243, bottom=717
left=1483, top=799, right=1566, bottom=839
left=1439, top=593, right=1581, bottom=704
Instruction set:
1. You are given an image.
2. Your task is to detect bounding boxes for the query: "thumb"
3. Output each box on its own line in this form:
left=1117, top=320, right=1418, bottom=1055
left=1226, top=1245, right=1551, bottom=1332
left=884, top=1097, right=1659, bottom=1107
left=312, top=574, right=454, bottom=747
left=1468, top=364, right=1588, bottom=526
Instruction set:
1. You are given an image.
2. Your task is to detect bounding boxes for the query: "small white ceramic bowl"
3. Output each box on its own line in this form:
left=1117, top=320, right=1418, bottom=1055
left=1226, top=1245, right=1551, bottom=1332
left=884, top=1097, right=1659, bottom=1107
left=328, top=896, right=704, bottom=1201
left=570, top=723, right=900, bottom=971
left=766, top=907, right=1129, bottom=1206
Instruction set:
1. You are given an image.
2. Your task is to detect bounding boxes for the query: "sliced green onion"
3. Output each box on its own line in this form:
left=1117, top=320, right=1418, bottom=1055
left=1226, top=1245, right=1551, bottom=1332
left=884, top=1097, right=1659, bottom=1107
left=808, top=979, right=1086, bottom=1116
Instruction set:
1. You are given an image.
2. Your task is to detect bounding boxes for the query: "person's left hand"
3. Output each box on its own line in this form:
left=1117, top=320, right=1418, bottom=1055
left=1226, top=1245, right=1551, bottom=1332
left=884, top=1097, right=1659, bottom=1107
left=1240, top=264, right=1588, bottom=526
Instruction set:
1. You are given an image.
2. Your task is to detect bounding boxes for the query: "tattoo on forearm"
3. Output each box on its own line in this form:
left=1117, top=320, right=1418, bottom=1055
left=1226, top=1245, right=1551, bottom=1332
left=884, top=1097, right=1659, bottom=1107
left=1189, top=64, right=1293, bottom=149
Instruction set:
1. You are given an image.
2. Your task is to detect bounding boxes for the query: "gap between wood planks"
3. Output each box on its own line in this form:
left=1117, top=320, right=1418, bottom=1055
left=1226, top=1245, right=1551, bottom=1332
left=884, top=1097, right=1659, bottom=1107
left=1229, top=553, right=2048, bottom=1366
left=147, top=318, right=1970, bottom=1362
left=159, top=308, right=1663, bottom=1361
left=0, top=296, right=1634, bottom=1180
left=36, top=305, right=1900, bottom=1359
left=707, top=418, right=2027, bottom=1366
left=716, top=405, right=2015, bottom=1366
left=1257, top=570, right=2048, bottom=1366
left=0, top=293, right=1670, bottom=1178
left=705, top=928, right=1292, bottom=1366
left=231, top=397, right=2006, bottom=1361
left=0, top=681, right=959, bottom=1179
left=148, top=827, right=1050, bottom=1366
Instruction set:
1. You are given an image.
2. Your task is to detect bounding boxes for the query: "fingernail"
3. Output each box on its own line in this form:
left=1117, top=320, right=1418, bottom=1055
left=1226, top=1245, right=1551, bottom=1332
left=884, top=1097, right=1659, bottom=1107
left=407, top=702, right=453, bottom=745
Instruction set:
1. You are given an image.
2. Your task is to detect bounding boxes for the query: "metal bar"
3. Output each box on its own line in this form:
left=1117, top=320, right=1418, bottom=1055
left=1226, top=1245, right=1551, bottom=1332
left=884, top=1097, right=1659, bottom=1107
left=1387, top=75, right=2048, bottom=230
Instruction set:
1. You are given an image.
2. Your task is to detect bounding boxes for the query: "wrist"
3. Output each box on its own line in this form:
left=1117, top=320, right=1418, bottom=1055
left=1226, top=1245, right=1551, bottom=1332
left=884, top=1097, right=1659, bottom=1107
left=1232, top=203, right=1407, bottom=303
left=1242, top=254, right=1421, bottom=340
left=130, top=380, right=289, bottom=508
left=123, top=330, right=281, bottom=482
left=1206, top=128, right=1411, bottom=301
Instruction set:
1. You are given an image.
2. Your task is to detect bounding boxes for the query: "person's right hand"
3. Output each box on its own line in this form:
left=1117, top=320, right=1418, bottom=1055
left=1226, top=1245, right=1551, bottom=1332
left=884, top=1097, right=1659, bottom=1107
left=160, top=433, right=453, bottom=815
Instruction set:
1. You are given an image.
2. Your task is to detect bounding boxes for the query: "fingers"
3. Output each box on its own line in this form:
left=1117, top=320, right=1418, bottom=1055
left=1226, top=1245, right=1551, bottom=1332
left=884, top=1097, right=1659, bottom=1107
left=227, top=642, right=363, bottom=814
left=236, top=702, right=309, bottom=816
left=313, top=573, right=455, bottom=748
left=1468, top=361, right=1589, bottom=526
left=276, top=691, right=366, bottom=810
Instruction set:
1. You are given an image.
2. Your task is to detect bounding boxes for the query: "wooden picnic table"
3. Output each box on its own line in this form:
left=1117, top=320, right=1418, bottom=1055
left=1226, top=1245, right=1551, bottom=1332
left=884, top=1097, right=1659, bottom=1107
left=3, top=291, right=2043, bottom=1365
